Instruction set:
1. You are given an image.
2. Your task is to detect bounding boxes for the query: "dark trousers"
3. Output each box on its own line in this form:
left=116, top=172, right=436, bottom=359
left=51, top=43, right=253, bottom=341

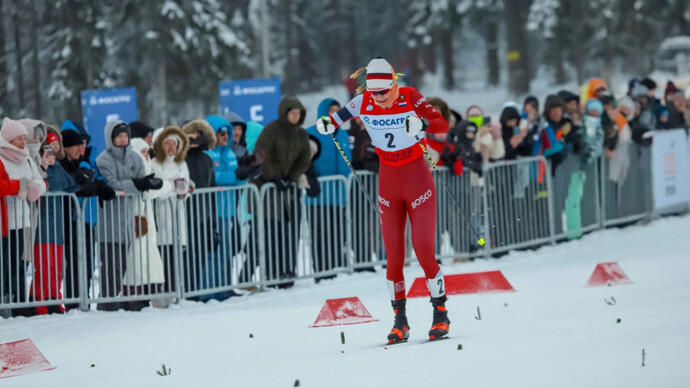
left=264, top=218, right=298, bottom=285
left=1, top=230, right=27, bottom=317
left=309, top=205, right=346, bottom=276
left=158, top=245, right=176, bottom=294
left=97, top=243, right=127, bottom=311
left=64, top=222, right=94, bottom=311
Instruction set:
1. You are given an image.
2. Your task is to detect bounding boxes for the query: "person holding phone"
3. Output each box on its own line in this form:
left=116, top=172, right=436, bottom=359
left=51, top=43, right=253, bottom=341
left=31, top=128, right=80, bottom=315
left=315, top=57, right=451, bottom=343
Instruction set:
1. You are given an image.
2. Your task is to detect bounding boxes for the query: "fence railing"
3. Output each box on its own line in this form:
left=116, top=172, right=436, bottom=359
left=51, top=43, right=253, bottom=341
left=0, top=142, right=674, bottom=314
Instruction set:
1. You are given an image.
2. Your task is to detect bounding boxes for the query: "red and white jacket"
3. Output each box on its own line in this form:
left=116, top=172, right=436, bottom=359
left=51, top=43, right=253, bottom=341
left=329, top=87, right=448, bottom=166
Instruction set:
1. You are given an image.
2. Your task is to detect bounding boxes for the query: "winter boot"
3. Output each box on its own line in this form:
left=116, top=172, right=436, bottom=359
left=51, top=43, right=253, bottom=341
left=428, top=296, right=450, bottom=339
left=387, top=299, right=410, bottom=344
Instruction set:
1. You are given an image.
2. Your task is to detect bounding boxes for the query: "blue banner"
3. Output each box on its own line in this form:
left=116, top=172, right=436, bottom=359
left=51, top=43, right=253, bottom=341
left=219, top=78, right=281, bottom=125
left=81, top=87, right=138, bottom=159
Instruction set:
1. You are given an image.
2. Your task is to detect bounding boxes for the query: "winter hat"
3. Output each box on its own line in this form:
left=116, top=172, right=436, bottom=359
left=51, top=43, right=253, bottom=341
left=129, top=121, right=154, bottom=140
left=110, top=122, right=130, bottom=143
left=632, top=84, right=650, bottom=98
left=617, top=96, right=636, bottom=121
left=130, top=137, right=150, bottom=155
left=365, top=58, right=396, bottom=90
left=46, top=132, right=59, bottom=145
left=1, top=117, right=27, bottom=143
left=500, top=101, right=521, bottom=113
left=62, top=129, right=83, bottom=148
left=664, top=81, right=678, bottom=101
left=584, top=99, right=604, bottom=116
left=640, top=77, right=656, bottom=91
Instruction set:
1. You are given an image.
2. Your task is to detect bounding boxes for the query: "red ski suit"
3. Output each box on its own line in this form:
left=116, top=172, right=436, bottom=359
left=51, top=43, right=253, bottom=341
left=330, top=87, right=448, bottom=300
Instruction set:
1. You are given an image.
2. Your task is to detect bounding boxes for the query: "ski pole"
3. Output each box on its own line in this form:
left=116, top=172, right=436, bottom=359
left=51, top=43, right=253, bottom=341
left=415, top=135, right=485, bottom=246
left=330, top=134, right=379, bottom=215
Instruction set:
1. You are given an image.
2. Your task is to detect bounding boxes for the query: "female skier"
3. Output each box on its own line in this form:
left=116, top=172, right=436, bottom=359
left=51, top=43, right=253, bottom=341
left=316, top=57, right=450, bottom=343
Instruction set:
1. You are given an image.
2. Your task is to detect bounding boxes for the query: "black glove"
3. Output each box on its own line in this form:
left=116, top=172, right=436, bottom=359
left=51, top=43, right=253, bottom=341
left=273, top=178, right=292, bottom=191
left=75, top=167, right=96, bottom=185
left=96, top=181, right=116, bottom=201
left=133, top=174, right=163, bottom=192
left=236, top=164, right=261, bottom=180
left=440, top=145, right=460, bottom=166
left=240, top=154, right=256, bottom=166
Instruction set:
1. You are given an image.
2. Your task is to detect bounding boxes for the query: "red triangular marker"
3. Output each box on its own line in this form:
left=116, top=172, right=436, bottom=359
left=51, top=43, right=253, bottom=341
left=587, top=262, right=632, bottom=286
left=0, top=339, right=56, bottom=379
left=309, top=297, right=379, bottom=327
left=407, top=271, right=516, bottom=298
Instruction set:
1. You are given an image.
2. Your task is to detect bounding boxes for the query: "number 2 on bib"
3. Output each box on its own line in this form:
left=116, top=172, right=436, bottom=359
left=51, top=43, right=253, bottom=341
left=385, top=133, right=395, bottom=148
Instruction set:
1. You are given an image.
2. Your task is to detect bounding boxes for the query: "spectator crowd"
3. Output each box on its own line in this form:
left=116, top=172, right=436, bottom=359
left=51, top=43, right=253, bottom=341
left=0, top=75, right=687, bottom=318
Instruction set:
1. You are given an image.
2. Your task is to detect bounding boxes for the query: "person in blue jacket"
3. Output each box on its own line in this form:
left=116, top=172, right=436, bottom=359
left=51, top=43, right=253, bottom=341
left=305, top=98, right=351, bottom=282
left=205, top=115, right=241, bottom=299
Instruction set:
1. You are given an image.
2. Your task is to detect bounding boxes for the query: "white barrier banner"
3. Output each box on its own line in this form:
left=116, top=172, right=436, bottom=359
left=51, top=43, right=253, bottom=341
left=652, top=129, right=689, bottom=211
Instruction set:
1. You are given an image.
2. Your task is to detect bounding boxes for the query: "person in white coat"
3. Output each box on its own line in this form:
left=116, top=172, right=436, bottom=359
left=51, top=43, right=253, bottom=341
left=121, top=138, right=174, bottom=310
left=150, top=126, right=190, bottom=299
left=0, top=118, right=46, bottom=317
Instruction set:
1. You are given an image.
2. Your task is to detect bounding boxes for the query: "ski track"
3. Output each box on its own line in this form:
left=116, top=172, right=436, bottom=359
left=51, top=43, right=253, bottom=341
left=1, top=215, right=690, bottom=387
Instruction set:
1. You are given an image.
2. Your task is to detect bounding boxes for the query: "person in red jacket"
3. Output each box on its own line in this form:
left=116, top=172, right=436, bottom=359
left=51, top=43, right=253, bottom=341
left=316, top=57, right=450, bottom=343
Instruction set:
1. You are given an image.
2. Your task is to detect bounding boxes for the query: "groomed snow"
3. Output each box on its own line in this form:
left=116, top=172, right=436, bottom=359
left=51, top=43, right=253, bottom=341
left=2, top=215, right=690, bottom=387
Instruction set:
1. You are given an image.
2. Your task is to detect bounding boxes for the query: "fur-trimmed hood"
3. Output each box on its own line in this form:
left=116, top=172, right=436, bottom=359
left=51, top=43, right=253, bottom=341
left=181, top=119, right=216, bottom=150
left=153, top=126, right=190, bottom=164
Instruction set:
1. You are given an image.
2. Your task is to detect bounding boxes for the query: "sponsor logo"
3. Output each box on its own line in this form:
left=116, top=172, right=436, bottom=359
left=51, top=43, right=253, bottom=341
left=363, top=116, right=371, bottom=124
left=370, top=117, right=407, bottom=127
left=378, top=195, right=390, bottom=207
left=89, top=94, right=132, bottom=106
left=350, top=102, right=356, bottom=109
left=232, top=85, right=277, bottom=96
left=366, top=104, right=374, bottom=111
left=411, top=189, right=433, bottom=209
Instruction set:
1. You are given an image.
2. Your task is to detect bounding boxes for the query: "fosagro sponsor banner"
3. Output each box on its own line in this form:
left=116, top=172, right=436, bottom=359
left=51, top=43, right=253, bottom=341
left=219, top=78, right=281, bottom=126
left=81, top=87, right=138, bottom=160
left=651, top=129, right=689, bottom=211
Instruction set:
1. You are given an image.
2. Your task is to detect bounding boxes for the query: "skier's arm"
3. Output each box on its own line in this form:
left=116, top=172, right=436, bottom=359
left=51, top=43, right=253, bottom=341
left=328, top=95, right=363, bottom=129
left=409, top=88, right=448, bottom=134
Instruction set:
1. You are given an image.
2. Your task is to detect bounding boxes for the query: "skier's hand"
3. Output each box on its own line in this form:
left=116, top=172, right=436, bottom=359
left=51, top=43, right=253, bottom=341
left=316, top=116, right=336, bottom=135
left=405, top=116, right=428, bottom=137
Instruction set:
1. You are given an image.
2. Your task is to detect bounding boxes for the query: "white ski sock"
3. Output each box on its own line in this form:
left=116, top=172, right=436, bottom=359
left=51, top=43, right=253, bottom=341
left=426, top=270, right=445, bottom=298
left=387, top=279, right=405, bottom=300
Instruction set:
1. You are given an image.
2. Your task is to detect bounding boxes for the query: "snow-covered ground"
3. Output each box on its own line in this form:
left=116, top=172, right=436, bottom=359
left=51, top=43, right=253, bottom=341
left=2, top=214, right=690, bottom=387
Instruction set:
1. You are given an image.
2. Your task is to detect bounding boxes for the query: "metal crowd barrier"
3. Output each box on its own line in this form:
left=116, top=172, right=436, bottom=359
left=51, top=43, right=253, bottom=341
left=0, top=141, right=669, bottom=313
left=179, top=184, right=262, bottom=298
left=481, top=156, right=555, bottom=256
left=346, top=170, right=385, bottom=270
left=601, top=143, right=654, bottom=227
left=0, top=192, right=80, bottom=317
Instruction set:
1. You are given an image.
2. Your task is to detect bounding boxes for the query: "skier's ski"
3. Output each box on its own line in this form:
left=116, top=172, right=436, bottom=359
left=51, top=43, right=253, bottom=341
left=383, top=336, right=450, bottom=347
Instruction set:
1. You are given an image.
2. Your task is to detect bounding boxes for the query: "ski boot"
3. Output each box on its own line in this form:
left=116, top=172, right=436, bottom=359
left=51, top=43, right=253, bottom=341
left=428, top=296, right=450, bottom=340
left=387, top=299, right=410, bottom=344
